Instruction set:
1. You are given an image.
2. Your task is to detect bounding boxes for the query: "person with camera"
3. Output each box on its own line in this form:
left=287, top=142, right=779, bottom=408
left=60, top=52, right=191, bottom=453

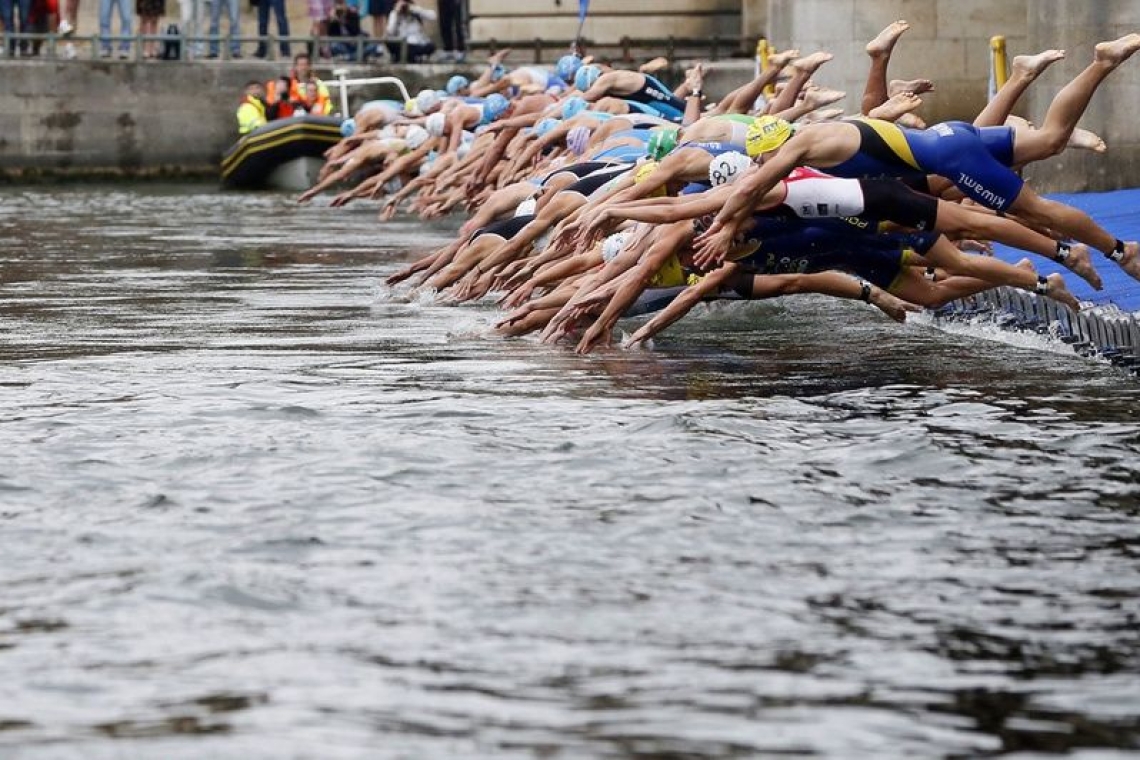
left=385, top=0, right=434, bottom=63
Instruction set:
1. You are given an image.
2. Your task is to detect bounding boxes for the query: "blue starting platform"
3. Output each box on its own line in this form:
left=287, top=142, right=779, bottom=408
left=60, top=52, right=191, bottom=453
left=934, top=187, right=1140, bottom=374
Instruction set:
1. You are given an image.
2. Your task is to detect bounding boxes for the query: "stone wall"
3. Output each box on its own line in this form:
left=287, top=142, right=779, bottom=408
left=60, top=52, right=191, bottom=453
left=1021, top=0, right=1140, bottom=193
left=0, top=61, right=471, bottom=178
left=766, top=0, right=1027, bottom=126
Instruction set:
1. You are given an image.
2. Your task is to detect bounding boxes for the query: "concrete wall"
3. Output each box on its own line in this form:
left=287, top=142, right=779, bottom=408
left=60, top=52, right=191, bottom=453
left=0, top=61, right=473, bottom=178
left=469, top=0, right=740, bottom=46
left=766, top=0, right=1027, bottom=126
left=1021, top=0, right=1140, bottom=193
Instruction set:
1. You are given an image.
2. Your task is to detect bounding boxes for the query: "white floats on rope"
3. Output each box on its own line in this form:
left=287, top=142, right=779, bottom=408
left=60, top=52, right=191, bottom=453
left=327, top=71, right=413, bottom=118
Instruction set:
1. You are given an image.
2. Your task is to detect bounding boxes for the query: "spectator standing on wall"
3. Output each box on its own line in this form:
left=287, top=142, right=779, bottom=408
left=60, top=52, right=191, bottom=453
left=437, top=0, right=463, bottom=62
left=307, top=0, right=332, bottom=58
left=363, top=0, right=389, bottom=55
left=2, top=0, right=33, bottom=55
left=252, top=0, right=288, bottom=59
left=136, top=0, right=163, bottom=58
left=98, top=0, right=132, bottom=58
left=207, top=0, right=239, bottom=58
left=57, top=0, right=78, bottom=57
left=385, top=0, right=432, bottom=63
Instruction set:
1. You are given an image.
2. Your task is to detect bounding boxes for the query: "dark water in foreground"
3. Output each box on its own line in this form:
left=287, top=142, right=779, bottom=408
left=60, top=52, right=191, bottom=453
left=1, top=186, right=1139, bottom=759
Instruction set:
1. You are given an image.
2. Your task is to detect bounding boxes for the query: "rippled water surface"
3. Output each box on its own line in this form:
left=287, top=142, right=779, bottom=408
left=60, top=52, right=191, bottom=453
left=1, top=185, right=1139, bottom=758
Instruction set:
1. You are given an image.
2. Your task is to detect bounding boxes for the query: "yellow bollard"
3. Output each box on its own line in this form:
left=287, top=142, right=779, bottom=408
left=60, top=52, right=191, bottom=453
left=756, top=37, right=775, bottom=97
left=989, top=35, right=1009, bottom=100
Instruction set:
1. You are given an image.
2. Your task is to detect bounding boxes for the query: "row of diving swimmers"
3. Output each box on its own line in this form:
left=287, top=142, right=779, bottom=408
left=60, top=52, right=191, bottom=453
left=296, top=26, right=1140, bottom=355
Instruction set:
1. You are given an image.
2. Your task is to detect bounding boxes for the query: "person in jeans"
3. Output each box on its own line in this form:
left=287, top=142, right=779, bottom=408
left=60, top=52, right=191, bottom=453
left=207, top=0, right=238, bottom=57
left=253, top=0, right=288, bottom=58
left=98, top=0, right=131, bottom=57
left=385, top=0, right=432, bottom=63
left=436, top=0, right=463, bottom=62
left=1, top=0, right=32, bottom=55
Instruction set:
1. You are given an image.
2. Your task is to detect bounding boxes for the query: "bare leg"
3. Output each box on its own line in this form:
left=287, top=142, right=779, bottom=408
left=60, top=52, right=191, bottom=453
left=867, top=91, right=922, bottom=122
left=768, top=51, right=833, bottom=115
left=922, top=235, right=1079, bottom=310
left=974, top=49, right=1065, bottom=127
left=1012, top=35, right=1140, bottom=162
left=862, top=20, right=910, bottom=115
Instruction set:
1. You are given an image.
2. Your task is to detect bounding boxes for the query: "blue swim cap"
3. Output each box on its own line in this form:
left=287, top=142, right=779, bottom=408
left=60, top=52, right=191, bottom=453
left=562, top=95, right=587, bottom=120
left=483, top=93, right=511, bottom=123
left=490, top=62, right=506, bottom=82
left=556, top=54, right=582, bottom=83
left=340, top=117, right=356, bottom=138
left=533, top=117, right=560, bottom=138
left=574, top=64, right=601, bottom=92
left=446, top=75, right=470, bottom=96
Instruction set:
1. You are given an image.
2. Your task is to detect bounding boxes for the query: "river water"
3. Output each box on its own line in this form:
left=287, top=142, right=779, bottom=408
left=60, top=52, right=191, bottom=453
left=1, top=185, right=1138, bottom=758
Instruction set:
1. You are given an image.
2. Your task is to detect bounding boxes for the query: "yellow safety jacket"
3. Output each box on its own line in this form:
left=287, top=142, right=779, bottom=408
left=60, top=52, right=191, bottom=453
left=237, top=95, right=268, bottom=135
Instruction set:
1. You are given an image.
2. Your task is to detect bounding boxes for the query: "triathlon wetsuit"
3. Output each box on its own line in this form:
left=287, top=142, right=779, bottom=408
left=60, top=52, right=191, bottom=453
left=826, top=118, right=1022, bottom=212
left=621, top=74, right=687, bottom=122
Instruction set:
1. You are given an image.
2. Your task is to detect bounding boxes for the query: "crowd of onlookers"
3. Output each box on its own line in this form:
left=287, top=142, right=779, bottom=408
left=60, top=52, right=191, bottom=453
left=0, top=0, right=466, bottom=62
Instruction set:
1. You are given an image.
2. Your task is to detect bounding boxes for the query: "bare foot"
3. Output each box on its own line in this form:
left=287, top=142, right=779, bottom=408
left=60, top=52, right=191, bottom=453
left=866, top=20, right=910, bottom=58
left=1014, top=257, right=1036, bottom=273
left=1094, top=33, right=1140, bottom=66
left=489, top=47, right=512, bottom=65
left=1044, top=273, right=1080, bottom=311
left=639, top=56, right=669, bottom=73
left=791, top=51, right=834, bottom=75
left=1067, top=127, right=1107, bottom=153
left=868, top=91, right=923, bottom=121
left=870, top=287, right=921, bottom=322
left=889, top=78, right=934, bottom=97
left=896, top=112, right=927, bottom=129
left=803, top=87, right=846, bottom=108
left=1059, top=242, right=1103, bottom=290
left=1114, top=240, right=1140, bottom=282
left=1011, top=49, right=1065, bottom=80
left=767, top=49, right=800, bottom=68
left=802, top=107, right=844, bottom=123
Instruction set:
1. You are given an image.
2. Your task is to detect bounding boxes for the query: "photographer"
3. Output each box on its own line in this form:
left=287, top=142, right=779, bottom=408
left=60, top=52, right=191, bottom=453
left=385, top=0, right=434, bottom=63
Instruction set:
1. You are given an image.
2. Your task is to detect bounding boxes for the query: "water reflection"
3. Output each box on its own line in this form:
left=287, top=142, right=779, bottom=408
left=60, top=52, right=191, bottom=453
left=0, top=186, right=1138, bottom=758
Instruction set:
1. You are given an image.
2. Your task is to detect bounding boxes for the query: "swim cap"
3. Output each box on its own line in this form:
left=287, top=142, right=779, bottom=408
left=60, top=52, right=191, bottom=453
left=556, top=54, right=582, bottom=83
left=532, top=117, right=560, bottom=138
left=415, top=89, right=442, bottom=115
left=482, top=93, right=511, bottom=123
left=708, top=151, right=752, bottom=186
left=574, top=64, right=601, bottom=92
left=567, top=125, right=592, bottom=156
left=745, top=115, right=793, bottom=157
left=490, top=62, right=506, bottom=82
left=405, top=125, right=430, bottom=150
left=340, top=117, right=356, bottom=138
left=601, top=231, right=628, bottom=262
left=562, top=96, right=587, bottom=120
left=445, top=75, right=469, bottom=96
left=646, top=128, right=680, bottom=161
left=424, top=112, right=447, bottom=138
left=633, top=161, right=666, bottom=197
left=515, top=196, right=538, bottom=216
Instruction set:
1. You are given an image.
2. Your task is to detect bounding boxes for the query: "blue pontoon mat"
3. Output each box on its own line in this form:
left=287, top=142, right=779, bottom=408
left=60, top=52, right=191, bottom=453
left=991, top=187, right=1140, bottom=313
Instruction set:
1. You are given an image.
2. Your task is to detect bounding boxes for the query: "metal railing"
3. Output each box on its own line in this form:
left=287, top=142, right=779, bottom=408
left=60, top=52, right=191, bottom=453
left=0, top=31, right=421, bottom=63
left=0, top=31, right=756, bottom=64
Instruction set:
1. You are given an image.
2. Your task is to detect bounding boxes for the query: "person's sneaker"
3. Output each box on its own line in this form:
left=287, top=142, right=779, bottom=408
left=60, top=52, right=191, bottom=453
left=99, top=49, right=111, bottom=58
left=454, top=50, right=466, bottom=63
left=58, top=19, right=74, bottom=35
left=117, top=50, right=129, bottom=59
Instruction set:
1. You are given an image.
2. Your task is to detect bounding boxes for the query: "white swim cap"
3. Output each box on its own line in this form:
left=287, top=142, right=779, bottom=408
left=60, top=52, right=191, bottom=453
left=415, top=89, right=442, bottom=115
left=601, top=231, right=628, bottom=262
left=708, top=151, right=753, bottom=187
left=425, top=112, right=447, bottom=138
left=514, top=196, right=538, bottom=217
left=405, top=125, right=430, bottom=150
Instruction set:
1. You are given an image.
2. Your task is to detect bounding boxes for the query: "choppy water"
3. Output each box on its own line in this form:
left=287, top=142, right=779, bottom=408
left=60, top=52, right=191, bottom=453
left=1, top=185, right=1139, bottom=759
